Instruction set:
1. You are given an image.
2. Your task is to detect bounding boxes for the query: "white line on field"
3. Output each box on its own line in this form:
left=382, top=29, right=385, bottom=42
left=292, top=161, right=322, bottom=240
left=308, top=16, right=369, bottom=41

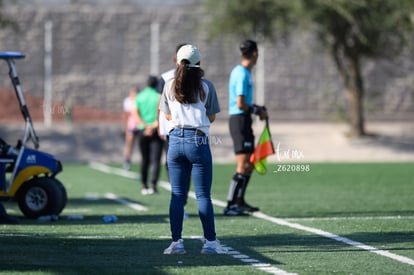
left=284, top=216, right=414, bottom=221
left=226, top=246, right=296, bottom=275
left=89, top=161, right=139, bottom=180
left=158, top=235, right=296, bottom=275
left=105, top=192, right=147, bottom=211
left=66, top=235, right=126, bottom=239
left=61, top=208, right=91, bottom=213
left=89, top=162, right=414, bottom=269
left=252, top=212, right=414, bottom=266
left=86, top=163, right=147, bottom=211
left=0, top=233, right=125, bottom=239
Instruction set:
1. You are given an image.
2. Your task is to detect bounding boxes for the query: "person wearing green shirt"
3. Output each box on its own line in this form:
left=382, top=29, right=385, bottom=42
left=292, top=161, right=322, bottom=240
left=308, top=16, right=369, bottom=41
left=132, top=75, right=164, bottom=195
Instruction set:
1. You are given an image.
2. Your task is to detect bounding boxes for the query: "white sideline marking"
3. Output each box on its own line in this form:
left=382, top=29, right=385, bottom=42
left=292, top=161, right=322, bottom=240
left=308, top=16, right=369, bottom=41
left=285, top=216, right=414, bottom=221
left=88, top=163, right=147, bottom=211
left=226, top=246, right=295, bottom=275
left=66, top=235, right=126, bottom=239
left=89, top=161, right=139, bottom=180
left=105, top=193, right=147, bottom=211
left=159, top=235, right=296, bottom=275
left=85, top=192, right=100, bottom=200
left=0, top=233, right=124, bottom=239
left=89, top=163, right=414, bottom=269
left=62, top=208, right=91, bottom=213
left=0, top=233, right=45, bottom=237
left=252, top=212, right=414, bottom=266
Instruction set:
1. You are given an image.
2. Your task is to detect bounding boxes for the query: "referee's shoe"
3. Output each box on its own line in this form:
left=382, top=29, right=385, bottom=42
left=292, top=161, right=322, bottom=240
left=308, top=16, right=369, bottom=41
left=223, top=205, right=247, bottom=216
left=237, top=200, right=260, bottom=212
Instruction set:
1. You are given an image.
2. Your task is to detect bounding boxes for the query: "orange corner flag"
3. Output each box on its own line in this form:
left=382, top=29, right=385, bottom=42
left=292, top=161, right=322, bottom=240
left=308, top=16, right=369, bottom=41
left=250, top=120, right=275, bottom=174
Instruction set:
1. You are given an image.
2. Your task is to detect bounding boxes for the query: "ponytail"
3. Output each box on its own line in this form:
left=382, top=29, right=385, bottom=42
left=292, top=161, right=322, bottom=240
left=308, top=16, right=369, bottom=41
left=173, top=60, right=205, bottom=104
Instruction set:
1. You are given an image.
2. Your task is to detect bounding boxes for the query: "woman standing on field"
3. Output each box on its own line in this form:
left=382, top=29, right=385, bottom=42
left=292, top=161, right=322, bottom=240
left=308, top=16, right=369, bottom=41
left=159, top=44, right=227, bottom=254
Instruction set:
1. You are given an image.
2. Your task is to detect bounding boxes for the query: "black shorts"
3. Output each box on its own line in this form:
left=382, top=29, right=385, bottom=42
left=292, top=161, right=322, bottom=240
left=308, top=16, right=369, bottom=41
left=229, top=114, right=255, bottom=154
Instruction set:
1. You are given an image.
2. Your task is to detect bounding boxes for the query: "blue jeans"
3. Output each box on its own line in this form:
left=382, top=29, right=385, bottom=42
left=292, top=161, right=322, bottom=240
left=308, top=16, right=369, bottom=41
left=167, top=128, right=216, bottom=242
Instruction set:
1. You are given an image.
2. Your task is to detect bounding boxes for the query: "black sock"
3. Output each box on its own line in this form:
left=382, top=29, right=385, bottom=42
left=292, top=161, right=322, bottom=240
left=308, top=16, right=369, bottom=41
left=227, top=173, right=251, bottom=207
left=237, top=174, right=251, bottom=204
left=227, top=173, right=241, bottom=206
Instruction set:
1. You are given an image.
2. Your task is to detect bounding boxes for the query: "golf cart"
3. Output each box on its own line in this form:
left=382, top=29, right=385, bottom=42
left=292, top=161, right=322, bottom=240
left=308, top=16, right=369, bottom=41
left=0, top=51, right=67, bottom=219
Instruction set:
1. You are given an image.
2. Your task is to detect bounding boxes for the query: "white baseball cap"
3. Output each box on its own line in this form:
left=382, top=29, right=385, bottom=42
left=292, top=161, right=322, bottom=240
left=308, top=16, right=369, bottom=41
left=176, top=44, right=201, bottom=67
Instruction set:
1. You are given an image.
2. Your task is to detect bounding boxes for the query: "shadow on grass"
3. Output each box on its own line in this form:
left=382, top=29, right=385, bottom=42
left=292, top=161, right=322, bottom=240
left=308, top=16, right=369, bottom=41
left=1, top=231, right=413, bottom=274
left=0, top=235, right=279, bottom=274
left=18, top=214, right=168, bottom=225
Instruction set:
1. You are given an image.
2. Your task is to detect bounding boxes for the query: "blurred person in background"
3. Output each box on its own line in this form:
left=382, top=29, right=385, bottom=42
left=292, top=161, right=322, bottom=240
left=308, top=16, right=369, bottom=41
left=122, top=86, right=141, bottom=170
left=158, top=43, right=190, bottom=219
left=0, top=138, right=19, bottom=224
left=132, top=76, right=164, bottom=195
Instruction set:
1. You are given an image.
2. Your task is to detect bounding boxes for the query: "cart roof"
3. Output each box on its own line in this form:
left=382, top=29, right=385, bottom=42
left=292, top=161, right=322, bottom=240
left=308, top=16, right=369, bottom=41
left=0, top=52, right=25, bottom=59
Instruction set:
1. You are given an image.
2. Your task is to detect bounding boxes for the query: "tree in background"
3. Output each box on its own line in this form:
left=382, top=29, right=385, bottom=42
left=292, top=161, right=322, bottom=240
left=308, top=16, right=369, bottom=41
left=203, top=0, right=414, bottom=137
left=305, top=0, right=414, bottom=136
left=202, top=0, right=302, bottom=41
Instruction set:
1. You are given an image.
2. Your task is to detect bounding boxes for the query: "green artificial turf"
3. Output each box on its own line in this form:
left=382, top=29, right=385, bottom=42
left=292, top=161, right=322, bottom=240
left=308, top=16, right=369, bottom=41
left=0, top=162, right=413, bottom=274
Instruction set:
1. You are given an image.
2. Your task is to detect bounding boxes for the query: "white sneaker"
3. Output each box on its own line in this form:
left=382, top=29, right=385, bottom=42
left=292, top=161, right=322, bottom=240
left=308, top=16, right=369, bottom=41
left=142, top=188, right=156, bottom=195
left=123, top=160, right=131, bottom=171
left=201, top=239, right=228, bottom=254
left=163, top=239, right=186, bottom=254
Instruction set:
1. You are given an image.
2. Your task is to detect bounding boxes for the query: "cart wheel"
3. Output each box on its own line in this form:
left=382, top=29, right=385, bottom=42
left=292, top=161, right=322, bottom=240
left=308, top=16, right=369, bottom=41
left=16, top=177, right=67, bottom=219
left=54, top=178, right=67, bottom=214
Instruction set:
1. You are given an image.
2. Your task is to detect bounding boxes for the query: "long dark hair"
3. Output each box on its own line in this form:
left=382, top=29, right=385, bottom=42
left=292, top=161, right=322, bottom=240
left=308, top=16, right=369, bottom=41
left=173, top=60, right=205, bottom=104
